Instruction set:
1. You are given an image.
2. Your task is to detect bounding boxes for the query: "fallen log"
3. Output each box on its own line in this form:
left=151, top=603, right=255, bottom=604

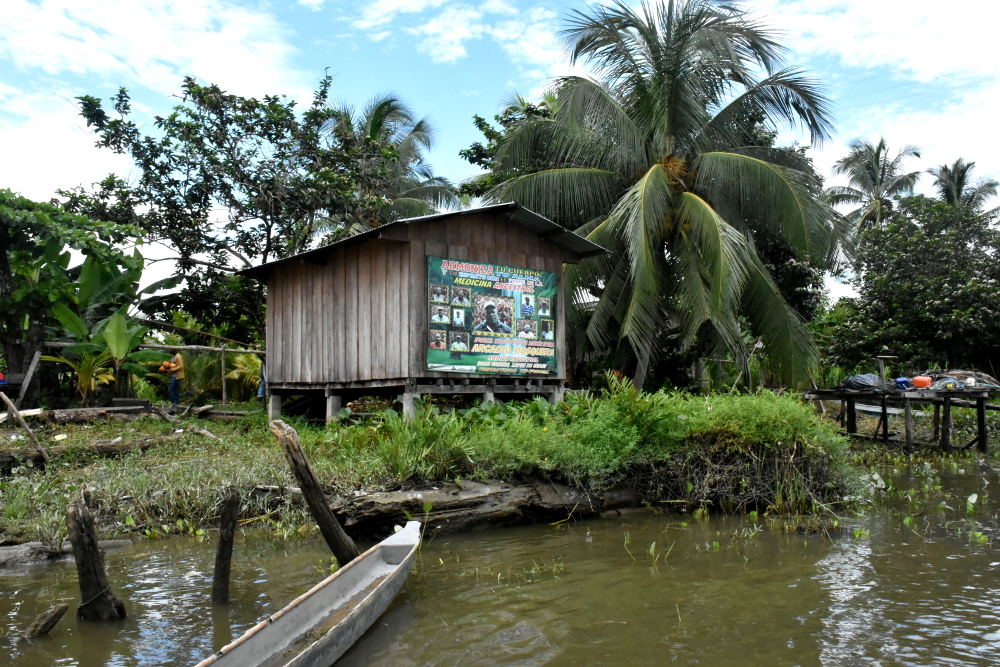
left=1, top=435, right=182, bottom=471
left=24, top=603, right=69, bottom=637
left=45, top=406, right=147, bottom=423
left=152, top=406, right=221, bottom=441
left=251, top=479, right=639, bottom=540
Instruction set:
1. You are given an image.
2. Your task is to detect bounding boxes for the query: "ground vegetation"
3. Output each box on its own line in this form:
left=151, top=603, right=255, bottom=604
left=0, top=386, right=858, bottom=544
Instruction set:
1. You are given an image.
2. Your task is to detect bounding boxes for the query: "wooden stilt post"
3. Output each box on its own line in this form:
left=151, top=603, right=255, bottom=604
left=270, top=420, right=359, bottom=565
left=66, top=487, right=127, bottom=622
left=325, top=389, right=342, bottom=426
left=846, top=397, right=857, bottom=434
left=267, top=393, right=281, bottom=421
left=212, top=488, right=241, bottom=604
left=881, top=394, right=889, bottom=442
left=941, top=396, right=952, bottom=451
left=0, top=391, right=48, bottom=464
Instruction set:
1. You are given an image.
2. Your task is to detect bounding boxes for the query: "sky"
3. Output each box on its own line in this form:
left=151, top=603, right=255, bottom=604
left=2, top=0, right=998, bottom=297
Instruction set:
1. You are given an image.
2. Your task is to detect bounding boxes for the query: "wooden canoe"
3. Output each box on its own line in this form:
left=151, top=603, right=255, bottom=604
left=195, top=521, right=421, bottom=667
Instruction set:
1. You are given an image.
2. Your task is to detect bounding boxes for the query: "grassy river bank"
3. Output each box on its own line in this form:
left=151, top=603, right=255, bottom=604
left=0, top=380, right=869, bottom=546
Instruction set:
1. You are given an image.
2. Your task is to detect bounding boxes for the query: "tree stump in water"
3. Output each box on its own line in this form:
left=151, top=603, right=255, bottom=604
left=24, top=603, right=69, bottom=637
left=270, top=420, right=360, bottom=565
left=66, top=489, right=127, bottom=622
left=212, top=488, right=241, bottom=604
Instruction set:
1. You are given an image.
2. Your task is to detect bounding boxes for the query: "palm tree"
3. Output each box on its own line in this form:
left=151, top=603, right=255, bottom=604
left=928, top=158, right=998, bottom=213
left=332, top=94, right=458, bottom=232
left=828, top=137, right=921, bottom=229
left=486, top=0, right=846, bottom=386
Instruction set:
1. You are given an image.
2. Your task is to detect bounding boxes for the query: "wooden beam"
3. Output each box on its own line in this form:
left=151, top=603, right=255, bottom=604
left=14, top=350, right=41, bottom=411
left=0, top=392, right=48, bottom=463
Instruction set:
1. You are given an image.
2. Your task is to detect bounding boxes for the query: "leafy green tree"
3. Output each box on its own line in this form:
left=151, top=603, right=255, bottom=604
left=484, top=0, right=844, bottom=386
left=0, top=190, right=139, bottom=406
left=828, top=137, right=922, bottom=230
left=829, top=196, right=1000, bottom=372
left=75, top=75, right=397, bottom=340
left=928, top=158, right=998, bottom=213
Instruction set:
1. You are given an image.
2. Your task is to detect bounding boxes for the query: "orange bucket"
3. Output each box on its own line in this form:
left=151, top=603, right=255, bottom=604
left=913, top=376, right=931, bottom=388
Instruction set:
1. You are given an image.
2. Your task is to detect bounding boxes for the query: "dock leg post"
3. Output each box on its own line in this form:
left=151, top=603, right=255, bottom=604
left=933, top=404, right=940, bottom=441
left=212, top=488, right=241, bottom=604
left=267, top=393, right=281, bottom=421
left=977, top=397, right=988, bottom=453
left=846, top=398, right=857, bottom=434
left=881, top=394, right=889, bottom=442
left=904, top=397, right=913, bottom=454
left=325, top=391, right=342, bottom=426
left=941, top=397, right=952, bottom=451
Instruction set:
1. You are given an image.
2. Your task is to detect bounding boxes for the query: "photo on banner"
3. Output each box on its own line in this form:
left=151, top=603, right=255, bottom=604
left=425, top=256, right=558, bottom=376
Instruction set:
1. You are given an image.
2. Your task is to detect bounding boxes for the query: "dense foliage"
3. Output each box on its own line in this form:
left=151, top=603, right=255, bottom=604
left=828, top=196, right=1000, bottom=372
left=0, top=190, right=140, bottom=405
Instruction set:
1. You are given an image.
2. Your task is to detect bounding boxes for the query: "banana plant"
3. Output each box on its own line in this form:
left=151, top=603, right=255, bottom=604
left=47, top=305, right=169, bottom=391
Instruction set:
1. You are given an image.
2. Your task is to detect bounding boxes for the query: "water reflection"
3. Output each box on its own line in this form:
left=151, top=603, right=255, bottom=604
left=4, top=466, right=1000, bottom=665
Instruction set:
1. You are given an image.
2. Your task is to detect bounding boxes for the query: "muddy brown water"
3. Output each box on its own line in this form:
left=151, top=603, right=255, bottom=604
left=4, top=462, right=1000, bottom=666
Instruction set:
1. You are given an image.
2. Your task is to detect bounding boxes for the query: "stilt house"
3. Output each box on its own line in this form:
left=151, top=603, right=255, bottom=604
left=240, top=203, right=604, bottom=421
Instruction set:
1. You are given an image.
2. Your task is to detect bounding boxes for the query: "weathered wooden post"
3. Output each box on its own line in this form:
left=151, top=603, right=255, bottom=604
left=270, top=420, right=359, bottom=565
left=24, top=604, right=69, bottom=637
left=903, top=397, right=914, bottom=454
left=212, top=488, right=241, bottom=604
left=941, top=396, right=953, bottom=450
left=977, top=396, right=988, bottom=453
left=66, top=487, right=127, bottom=621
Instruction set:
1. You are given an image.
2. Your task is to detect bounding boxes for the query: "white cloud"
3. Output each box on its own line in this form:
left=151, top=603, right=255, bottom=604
left=757, top=0, right=1000, bottom=202
left=0, top=86, right=135, bottom=201
left=758, top=0, right=1000, bottom=81
left=0, top=0, right=310, bottom=98
left=409, top=5, right=486, bottom=63
left=353, top=0, right=451, bottom=30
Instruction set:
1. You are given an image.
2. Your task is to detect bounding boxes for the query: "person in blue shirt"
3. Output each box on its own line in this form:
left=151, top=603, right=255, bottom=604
left=520, top=295, right=534, bottom=318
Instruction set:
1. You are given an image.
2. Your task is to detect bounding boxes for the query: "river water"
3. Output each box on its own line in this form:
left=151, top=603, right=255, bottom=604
left=4, top=461, right=1000, bottom=666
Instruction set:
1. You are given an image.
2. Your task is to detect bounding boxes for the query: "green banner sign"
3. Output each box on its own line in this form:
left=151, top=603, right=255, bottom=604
left=426, top=256, right=557, bottom=376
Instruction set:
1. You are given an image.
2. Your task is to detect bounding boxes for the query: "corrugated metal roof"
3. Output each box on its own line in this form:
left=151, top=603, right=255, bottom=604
left=238, top=202, right=606, bottom=281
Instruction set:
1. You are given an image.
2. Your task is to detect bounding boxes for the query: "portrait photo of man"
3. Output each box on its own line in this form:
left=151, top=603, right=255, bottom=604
left=452, top=308, right=466, bottom=327
left=451, top=287, right=471, bottom=306
left=516, top=320, right=537, bottom=339
left=429, top=331, right=446, bottom=350
left=540, top=319, right=554, bottom=340
left=429, top=285, right=449, bottom=304
left=538, top=297, right=551, bottom=317
left=431, top=305, right=449, bottom=324
left=448, top=332, right=469, bottom=356
left=473, top=298, right=513, bottom=333
left=520, top=294, right=534, bottom=318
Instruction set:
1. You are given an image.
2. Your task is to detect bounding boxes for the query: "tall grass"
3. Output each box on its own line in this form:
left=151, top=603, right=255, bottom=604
left=0, top=383, right=860, bottom=542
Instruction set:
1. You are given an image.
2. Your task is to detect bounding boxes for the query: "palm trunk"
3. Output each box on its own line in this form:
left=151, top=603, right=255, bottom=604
left=632, top=344, right=651, bottom=390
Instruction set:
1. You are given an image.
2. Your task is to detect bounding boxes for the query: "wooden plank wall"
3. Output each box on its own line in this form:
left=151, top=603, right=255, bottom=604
left=266, top=211, right=581, bottom=384
left=267, top=241, right=411, bottom=384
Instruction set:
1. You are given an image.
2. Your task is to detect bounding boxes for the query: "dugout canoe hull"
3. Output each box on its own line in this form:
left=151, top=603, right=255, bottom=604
left=195, top=521, right=420, bottom=667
